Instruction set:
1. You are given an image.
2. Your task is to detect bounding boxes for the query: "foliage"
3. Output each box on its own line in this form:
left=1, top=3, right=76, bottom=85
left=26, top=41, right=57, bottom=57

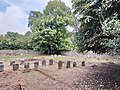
left=0, top=31, right=32, bottom=50
left=72, top=0, right=120, bottom=55
left=28, top=0, right=74, bottom=54
left=28, top=11, right=43, bottom=30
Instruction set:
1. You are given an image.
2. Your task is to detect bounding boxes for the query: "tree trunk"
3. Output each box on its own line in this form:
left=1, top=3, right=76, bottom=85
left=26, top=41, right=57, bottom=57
left=48, top=45, right=51, bottom=55
left=54, top=48, right=58, bottom=55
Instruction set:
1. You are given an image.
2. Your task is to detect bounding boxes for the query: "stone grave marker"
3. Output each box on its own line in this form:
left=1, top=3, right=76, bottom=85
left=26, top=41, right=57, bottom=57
left=66, top=61, right=71, bottom=68
left=58, top=61, right=62, bottom=69
left=0, top=61, right=3, bottom=64
left=0, top=64, right=4, bottom=72
left=10, top=60, right=15, bottom=66
left=42, top=60, right=46, bottom=66
left=49, top=59, right=53, bottom=65
left=24, top=63, right=30, bottom=69
left=20, top=59, right=25, bottom=65
left=73, top=62, right=77, bottom=67
left=82, top=61, right=85, bottom=66
left=13, top=64, right=19, bottom=71
left=34, top=62, right=39, bottom=69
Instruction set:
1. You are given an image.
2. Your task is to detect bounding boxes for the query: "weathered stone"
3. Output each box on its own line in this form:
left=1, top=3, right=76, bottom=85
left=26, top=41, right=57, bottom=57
left=20, top=59, right=25, bottom=65
left=58, top=61, right=62, bottom=69
left=90, top=64, right=97, bottom=68
left=0, top=61, right=3, bottom=64
left=108, top=61, right=115, bottom=65
left=34, top=62, right=39, bottom=69
left=82, top=61, right=85, bottom=66
left=73, top=62, right=77, bottom=67
left=49, top=59, right=53, bottom=65
left=42, top=60, right=46, bottom=66
left=10, top=60, right=15, bottom=66
left=54, top=54, right=57, bottom=57
left=0, top=64, right=4, bottom=72
left=58, top=55, right=62, bottom=57
left=24, top=63, right=30, bottom=69
left=66, top=61, right=71, bottom=68
left=13, top=64, right=19, bottom=71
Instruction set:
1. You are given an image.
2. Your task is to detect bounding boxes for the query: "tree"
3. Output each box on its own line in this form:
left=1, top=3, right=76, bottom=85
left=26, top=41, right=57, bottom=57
left=0, top=31, right=32, bottom=50
left=18, top=31, right=32, bottom=50
left=0, top=35, right=5, bottom=41
left=28, top=11, right=43, bottom=30
left=72, top=0, right=120, bottom=55
left=5, top=32, right=22, bottom=38
left=28, top=0, right=74, bottom=54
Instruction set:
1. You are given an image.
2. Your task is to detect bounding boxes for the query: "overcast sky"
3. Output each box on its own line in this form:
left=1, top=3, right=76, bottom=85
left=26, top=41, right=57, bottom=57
left=0, top=0, right=72, bottom=35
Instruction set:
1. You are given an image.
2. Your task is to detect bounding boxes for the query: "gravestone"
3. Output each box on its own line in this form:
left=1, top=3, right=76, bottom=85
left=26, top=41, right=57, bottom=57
left=42, top=60, right=46, bottom=66
left=24, top=63, right=30, bottom=69
left=73, top=62, right=77, bottom=67
left=0, top=64, right=4, bottom=72
left=34, top=62, right=39, bottom=69
left=49, top=59, right=53, bottom=65
left=82, top=61, right=85, bottom=66
left=13, top=64, right=19, bottom=71
left=0, top=61, right=3, bottom=64
left=20, top=59, right=25, bottom=65
left=58, top=61, right=62, bottom=69
left=66, top=61, right=71, bottom=68
left=10, top=60, right=15, bottom=66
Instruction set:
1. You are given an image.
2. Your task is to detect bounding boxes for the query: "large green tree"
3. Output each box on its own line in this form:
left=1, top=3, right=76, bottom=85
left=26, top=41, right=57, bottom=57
left=28, top=0, right=74, bottom=54
left=72, top=0, right=120, bottom=55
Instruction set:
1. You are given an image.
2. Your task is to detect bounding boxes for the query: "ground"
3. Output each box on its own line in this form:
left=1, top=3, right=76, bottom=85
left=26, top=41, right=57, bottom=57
left=0, top=54, right=120, bottom=90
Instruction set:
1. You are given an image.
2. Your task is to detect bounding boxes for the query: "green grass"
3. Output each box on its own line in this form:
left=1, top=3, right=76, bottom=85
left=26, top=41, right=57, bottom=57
left=1, top=54, right=42, bottom=62
left=1, top=55, right=18, bottom=62
left=1, top=54, right=118, bottom=64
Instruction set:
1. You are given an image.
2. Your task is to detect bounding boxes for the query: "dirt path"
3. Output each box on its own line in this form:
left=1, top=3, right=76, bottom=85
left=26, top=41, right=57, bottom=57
left=0, top=71, right=28, bottom=90
left=0, top=63, right=120, bottom=90
left=72, top=64, right=120, bottom=90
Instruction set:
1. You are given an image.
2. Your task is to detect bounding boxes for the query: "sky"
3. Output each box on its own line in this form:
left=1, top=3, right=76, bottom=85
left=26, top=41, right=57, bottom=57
left=0, top=0, right=73, bottom=35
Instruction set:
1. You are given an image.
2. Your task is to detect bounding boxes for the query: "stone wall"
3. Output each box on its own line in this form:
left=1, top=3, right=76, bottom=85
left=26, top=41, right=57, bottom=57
left=0, top=50, right=74, bottom=56
left=0, top=50, right=41, bottom=55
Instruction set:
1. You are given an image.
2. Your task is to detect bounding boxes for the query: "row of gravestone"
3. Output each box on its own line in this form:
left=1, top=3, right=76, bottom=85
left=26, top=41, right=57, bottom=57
left=0, top=60, right=85, bottom=72
left=0, top=59, right=54, bottom=72
left=58, top=61, right=85, bottom=69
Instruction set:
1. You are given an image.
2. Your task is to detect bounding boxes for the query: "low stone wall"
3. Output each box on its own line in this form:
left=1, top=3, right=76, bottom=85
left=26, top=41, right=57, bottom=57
left=0, top=50, right=117, bottom=59
left=60, top=50, right=79, bottom=56
left=0, top=50, right=41, bottom=56
left=0, top=50, right=75, bottom=56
